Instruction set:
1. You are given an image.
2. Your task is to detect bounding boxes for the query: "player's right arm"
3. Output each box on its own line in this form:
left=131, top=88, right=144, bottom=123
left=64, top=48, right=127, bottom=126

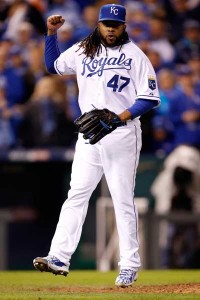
left=47, top=15, right=65, bottom=35
left=44, top=15, right=65, bottom=74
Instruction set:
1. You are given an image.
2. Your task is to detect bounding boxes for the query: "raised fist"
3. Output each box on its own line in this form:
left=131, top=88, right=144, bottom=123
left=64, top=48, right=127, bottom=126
left=47, top=15, right=65, bottom=33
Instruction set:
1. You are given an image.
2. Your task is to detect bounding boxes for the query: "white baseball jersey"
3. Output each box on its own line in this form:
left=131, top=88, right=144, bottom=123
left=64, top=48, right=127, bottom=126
left=54, top=41, right=160, bottom=116
left=49, top=40, right=160, bottom=272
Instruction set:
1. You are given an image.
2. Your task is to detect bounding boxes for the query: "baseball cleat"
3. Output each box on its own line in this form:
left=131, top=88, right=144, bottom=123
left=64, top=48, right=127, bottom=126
left=115, top=269, right=138, bottom=288
left=33, top=256, right=69, bottom=277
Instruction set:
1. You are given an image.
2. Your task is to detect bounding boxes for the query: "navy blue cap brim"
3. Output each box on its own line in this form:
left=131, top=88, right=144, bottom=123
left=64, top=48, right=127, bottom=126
left=99, top=18, right=125, bottom=23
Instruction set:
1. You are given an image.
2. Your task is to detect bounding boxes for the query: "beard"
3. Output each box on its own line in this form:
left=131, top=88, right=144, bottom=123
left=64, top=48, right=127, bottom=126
left=98, top=29, right=126, bottom=48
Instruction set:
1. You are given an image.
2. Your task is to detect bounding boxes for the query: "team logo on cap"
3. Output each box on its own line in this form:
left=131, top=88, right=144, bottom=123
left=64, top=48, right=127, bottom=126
left=148, top=76, right=156, bottom=90
left=110, top=6, right=118, bottom=15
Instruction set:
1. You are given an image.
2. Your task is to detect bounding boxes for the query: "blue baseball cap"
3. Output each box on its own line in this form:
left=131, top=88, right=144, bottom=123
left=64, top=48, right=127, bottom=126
left=98, top=4, right=126, bottom=23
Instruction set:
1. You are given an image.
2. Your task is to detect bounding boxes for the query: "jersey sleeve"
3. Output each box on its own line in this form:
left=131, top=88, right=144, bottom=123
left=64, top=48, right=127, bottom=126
left=132, top=51, right=160, bottom=104
left=54, top=45, right=77, bottom=76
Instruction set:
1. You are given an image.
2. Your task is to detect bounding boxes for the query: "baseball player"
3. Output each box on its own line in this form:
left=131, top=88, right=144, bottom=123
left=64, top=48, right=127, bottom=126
left=33, top=4, right=160, bottom=287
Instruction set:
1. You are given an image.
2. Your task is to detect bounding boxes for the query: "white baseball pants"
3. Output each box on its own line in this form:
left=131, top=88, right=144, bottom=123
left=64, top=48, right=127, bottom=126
left=49, top=122, right=142, bottom=271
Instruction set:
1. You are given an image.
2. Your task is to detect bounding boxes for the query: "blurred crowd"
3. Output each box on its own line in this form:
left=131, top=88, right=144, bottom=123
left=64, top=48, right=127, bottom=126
left=0, top=0, right=199, bottom=154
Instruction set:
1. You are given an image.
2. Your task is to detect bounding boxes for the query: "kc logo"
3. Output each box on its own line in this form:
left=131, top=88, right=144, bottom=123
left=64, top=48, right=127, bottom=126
left=110, top=6, right=118, bottom=15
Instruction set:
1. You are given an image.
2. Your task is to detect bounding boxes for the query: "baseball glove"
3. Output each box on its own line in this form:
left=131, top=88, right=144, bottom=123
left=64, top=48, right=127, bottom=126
left=74, top=108, right=126, bottom=144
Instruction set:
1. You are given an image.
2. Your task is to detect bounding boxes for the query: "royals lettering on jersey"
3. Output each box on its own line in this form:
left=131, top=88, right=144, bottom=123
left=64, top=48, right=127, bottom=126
left=55, top=42, right=160, bottom=113
left=81, top=53, right=132, bottom=77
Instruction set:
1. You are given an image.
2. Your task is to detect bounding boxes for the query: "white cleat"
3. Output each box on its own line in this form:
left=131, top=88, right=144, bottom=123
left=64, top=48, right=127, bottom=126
left=33, top=256, right=69, bottom=277
left=115, top=269, right=138, bottom=288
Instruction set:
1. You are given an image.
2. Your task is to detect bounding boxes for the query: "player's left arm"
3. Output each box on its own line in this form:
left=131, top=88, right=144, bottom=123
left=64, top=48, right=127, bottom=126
left=118, top=52, right=160, bottom=121
left=118, top=98, right=159, bottom=122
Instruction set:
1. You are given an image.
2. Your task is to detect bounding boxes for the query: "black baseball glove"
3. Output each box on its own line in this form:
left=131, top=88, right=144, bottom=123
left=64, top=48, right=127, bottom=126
left=74, top=108, right=126, bottom=144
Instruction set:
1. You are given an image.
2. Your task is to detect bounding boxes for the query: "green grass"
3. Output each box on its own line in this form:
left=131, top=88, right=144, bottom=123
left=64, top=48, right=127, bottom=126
left=0, top=270, right=199, bottom=300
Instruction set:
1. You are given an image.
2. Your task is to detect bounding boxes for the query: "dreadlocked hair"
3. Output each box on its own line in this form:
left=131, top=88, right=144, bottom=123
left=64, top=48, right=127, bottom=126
left=76, top=27, right=129, bottom=58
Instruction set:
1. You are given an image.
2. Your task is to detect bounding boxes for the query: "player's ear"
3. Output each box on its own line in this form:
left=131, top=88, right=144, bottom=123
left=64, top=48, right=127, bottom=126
left=123, top=24, right=126, bottom=30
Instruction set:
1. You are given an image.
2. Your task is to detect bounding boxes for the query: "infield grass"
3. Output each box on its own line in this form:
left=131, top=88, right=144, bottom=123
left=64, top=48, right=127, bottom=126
left=0, top=270, right=199, bottom=300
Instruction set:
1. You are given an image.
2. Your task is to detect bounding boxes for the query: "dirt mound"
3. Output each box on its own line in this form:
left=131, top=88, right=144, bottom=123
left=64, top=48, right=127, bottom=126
left=47, top=283, right=200, bottom=294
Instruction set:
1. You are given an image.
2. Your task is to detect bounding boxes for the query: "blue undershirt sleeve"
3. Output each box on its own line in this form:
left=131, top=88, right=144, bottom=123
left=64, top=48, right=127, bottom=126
left=127, top=99, right=159, bottom=119
left=44, top=34, right=60, bottom=74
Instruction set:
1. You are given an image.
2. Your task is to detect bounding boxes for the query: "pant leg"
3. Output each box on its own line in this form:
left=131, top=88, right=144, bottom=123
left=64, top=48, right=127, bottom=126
left=49, top=135, right=103, bottom=265
left=100, top=124, right=142, bottom=270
